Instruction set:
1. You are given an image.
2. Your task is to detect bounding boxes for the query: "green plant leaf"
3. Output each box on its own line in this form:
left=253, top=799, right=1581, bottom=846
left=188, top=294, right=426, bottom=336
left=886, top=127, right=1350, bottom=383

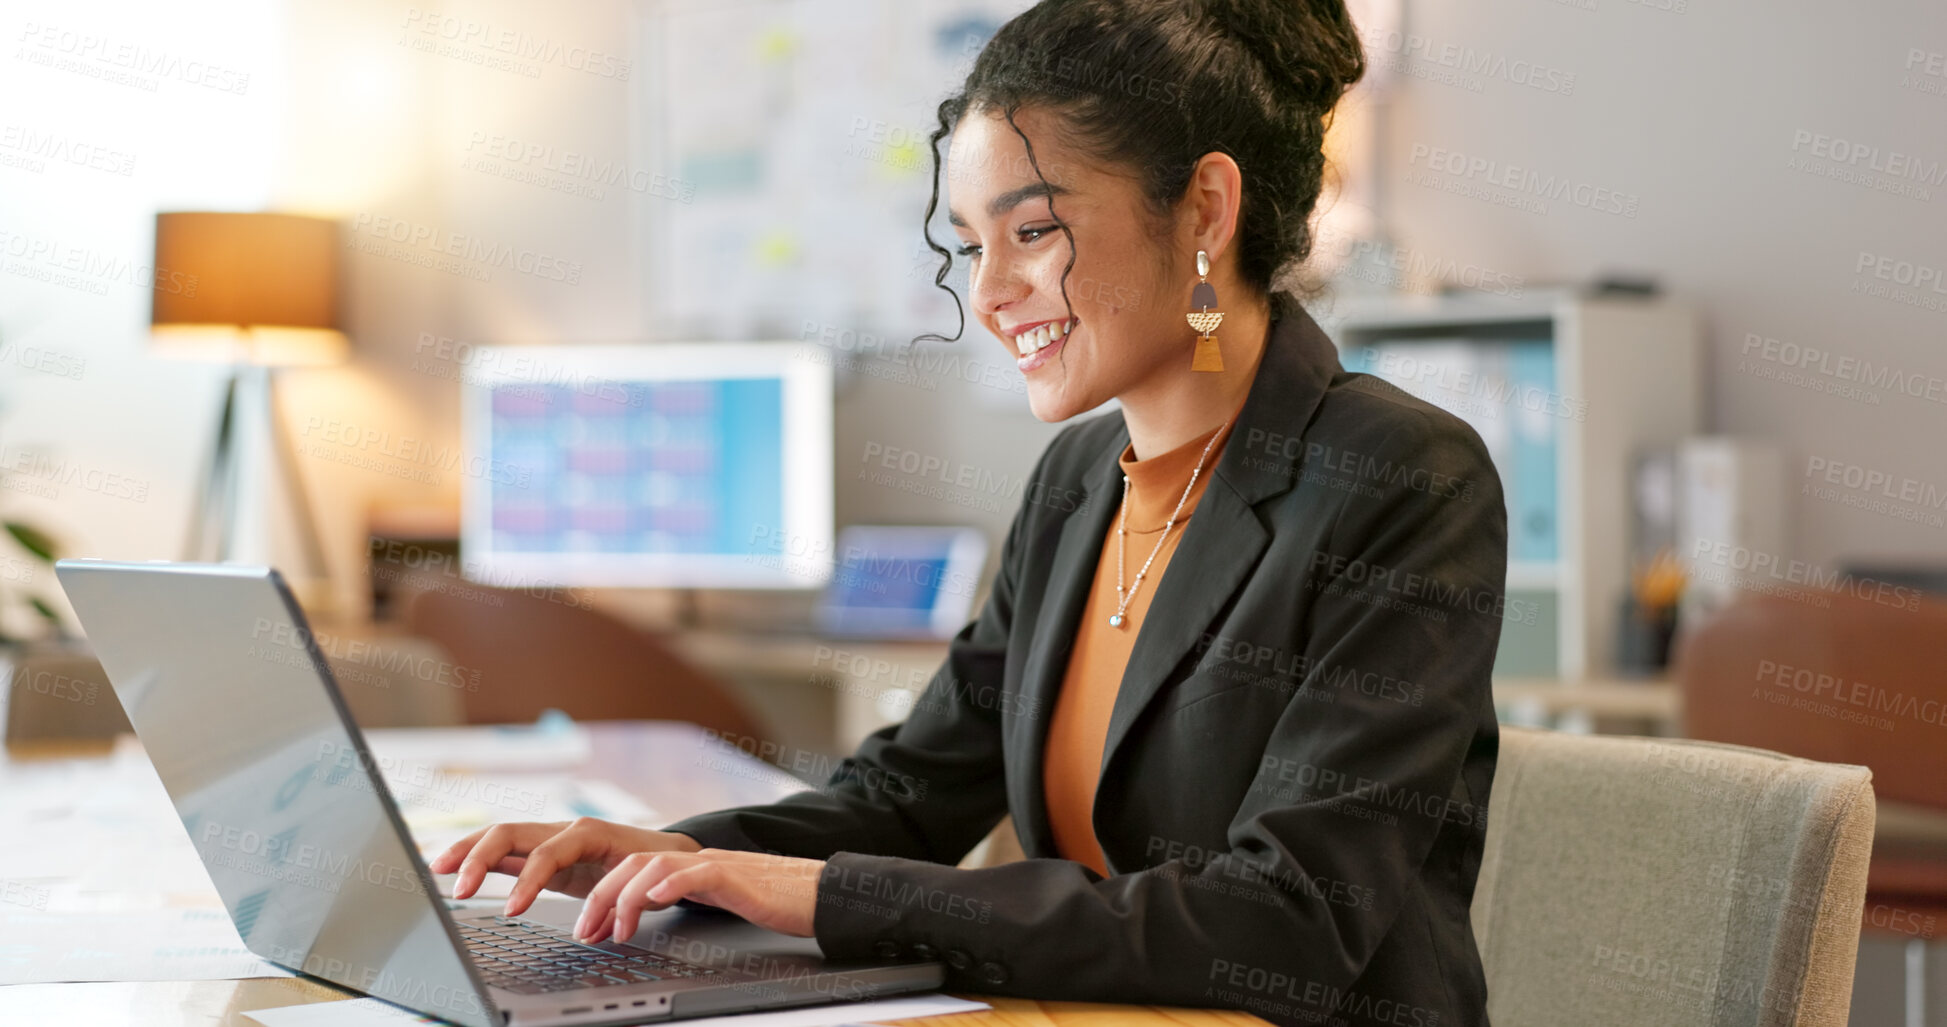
left=29, top=596, right=60, bottom=623
left=4, top=521, right=57, bottom=562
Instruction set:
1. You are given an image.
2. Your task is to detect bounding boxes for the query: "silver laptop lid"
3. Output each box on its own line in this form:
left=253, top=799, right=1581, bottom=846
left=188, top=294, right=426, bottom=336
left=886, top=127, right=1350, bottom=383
left=55, top=560, right=495, bottom=1027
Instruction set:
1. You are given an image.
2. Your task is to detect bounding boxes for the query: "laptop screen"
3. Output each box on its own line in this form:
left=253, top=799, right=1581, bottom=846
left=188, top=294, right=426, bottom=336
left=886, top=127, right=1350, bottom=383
left=56, top=562, right=494, bottom=1027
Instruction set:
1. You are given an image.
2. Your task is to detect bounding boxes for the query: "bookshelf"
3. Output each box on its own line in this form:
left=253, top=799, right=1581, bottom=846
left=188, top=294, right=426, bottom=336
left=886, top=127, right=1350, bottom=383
left=1318, top=289, right=1701, bottom=680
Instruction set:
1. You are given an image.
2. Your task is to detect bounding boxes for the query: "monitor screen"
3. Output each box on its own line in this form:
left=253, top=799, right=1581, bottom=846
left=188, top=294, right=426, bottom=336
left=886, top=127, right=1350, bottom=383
left=460, top=343, right=832, bottom=588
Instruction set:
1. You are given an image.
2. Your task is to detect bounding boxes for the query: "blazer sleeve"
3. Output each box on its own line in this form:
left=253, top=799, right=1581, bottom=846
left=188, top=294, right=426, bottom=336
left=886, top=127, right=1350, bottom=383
left=657, top=442, right=1052, bottom=866
left=807, top=408, right=1506, bottom=1007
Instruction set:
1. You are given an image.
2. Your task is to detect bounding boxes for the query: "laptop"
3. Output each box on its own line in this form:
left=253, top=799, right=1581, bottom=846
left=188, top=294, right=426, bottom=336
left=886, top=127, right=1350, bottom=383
left=54, top=559, right=943, bottom=1026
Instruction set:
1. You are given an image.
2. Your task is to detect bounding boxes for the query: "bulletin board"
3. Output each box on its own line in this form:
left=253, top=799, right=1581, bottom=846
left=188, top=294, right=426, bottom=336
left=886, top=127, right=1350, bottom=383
left=636, top=0, right=1032, bottom=343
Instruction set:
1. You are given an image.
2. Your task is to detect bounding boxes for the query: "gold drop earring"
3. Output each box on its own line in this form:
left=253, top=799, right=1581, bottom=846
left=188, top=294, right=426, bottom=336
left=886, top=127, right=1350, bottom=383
left=1186, top=249, right=1224, bottom=372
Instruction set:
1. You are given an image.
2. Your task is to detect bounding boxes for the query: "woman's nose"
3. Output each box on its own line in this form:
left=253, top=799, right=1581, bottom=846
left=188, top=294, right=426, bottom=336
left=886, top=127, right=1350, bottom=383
left=970, top=252, right=1031, bottom=319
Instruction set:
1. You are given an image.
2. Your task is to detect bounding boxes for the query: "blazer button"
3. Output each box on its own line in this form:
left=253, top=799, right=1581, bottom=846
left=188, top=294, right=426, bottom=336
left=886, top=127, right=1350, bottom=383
left=909, top=943, right=938, bottom=961
left=944, top=949, right=973, bottom=971
left=872, top=940, right=902, bottom=960
left=977, top=961, right=1009, bottom=985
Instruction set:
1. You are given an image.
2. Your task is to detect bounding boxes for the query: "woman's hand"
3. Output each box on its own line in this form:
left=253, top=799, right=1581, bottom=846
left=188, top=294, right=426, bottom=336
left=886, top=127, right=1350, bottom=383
left=427, top=817, right=702, bottom=916
left=571, top=849, right=827, bottom=943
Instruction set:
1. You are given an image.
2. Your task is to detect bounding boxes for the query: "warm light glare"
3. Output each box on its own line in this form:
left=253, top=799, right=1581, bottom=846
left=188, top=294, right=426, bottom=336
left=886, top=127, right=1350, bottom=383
left=150, top=324, right=350, bottom=367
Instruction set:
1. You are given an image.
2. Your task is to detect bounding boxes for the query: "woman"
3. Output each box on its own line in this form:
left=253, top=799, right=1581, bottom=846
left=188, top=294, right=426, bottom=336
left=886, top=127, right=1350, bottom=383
left=432, top=2, right=1507, bottom=1023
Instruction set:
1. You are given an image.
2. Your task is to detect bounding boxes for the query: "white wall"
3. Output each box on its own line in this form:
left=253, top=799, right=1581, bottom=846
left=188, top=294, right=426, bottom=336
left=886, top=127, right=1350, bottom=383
left=1369, top=0, right=1947, bottom=569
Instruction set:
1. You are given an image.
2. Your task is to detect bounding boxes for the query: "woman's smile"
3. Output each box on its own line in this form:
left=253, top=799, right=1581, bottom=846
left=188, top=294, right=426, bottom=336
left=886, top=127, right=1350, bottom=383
left=1007, top=316, right=1078, bottom=373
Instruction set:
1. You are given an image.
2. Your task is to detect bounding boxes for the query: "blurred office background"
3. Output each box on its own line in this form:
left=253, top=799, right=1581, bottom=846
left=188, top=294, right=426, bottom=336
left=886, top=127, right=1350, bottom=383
left=3, top=0, right=1945, bottom=1021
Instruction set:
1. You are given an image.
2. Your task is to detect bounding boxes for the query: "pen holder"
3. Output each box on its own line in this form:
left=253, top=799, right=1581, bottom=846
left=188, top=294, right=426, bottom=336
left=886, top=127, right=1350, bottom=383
left=1614, top=597, right=1678, bottom=677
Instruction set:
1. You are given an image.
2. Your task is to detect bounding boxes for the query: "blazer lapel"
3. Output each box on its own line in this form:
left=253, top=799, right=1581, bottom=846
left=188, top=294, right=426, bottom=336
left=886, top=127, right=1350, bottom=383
left=1010, top=424, right=1125, bottom=858
left=1092, top=297, right=1344, bottom=861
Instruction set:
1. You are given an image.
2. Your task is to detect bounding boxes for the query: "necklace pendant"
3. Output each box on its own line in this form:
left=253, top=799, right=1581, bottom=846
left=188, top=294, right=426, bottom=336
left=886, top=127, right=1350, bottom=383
left=1108, top=613, right=1125, bottom=628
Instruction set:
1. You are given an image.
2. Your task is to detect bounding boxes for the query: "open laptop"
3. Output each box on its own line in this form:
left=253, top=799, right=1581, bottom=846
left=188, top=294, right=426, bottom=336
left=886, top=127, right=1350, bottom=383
left=54, top=559, right=943, bottom=1026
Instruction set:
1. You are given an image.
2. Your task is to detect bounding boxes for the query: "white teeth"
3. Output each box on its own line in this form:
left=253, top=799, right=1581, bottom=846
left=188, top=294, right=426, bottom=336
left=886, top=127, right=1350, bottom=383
left=1014, top=320, right=1076, bottom=359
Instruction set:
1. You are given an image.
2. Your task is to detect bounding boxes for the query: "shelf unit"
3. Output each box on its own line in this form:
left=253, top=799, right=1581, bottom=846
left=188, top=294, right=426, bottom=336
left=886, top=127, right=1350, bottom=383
left=1318, top=289, right=1701, bottom=679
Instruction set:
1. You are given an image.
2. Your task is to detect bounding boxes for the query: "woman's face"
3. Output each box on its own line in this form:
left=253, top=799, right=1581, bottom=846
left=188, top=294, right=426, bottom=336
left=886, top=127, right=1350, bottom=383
left=946, top=106, right=1187, bottom=423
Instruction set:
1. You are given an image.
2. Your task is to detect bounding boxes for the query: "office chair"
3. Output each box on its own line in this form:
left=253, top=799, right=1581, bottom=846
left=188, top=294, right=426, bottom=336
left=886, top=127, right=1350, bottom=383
left=406, top=586, right=771, bottom=745
left=1678, top=591, right=1947, bottom=1026
left=1471, top=726, right=1875, bottom=1027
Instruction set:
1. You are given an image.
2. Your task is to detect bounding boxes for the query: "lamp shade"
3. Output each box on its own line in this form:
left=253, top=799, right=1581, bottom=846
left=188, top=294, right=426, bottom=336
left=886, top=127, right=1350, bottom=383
left=151, top=211, right=348, bottom=366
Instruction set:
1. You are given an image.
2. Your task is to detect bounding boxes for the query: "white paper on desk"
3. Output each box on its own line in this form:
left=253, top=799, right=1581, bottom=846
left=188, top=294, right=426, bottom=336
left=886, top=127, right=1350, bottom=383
left=244, top=993, right=990, bottom=1027
left=0, top=906, right=294, bottom=984
left=364, top=721, right=592, bottom=772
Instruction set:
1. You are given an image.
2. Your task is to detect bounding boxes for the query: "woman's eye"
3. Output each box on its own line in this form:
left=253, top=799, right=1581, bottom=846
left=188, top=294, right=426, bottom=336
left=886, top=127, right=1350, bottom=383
left=1018, top=225, right=1054, bottom=244
left=955, top=242, right=981, bottom=258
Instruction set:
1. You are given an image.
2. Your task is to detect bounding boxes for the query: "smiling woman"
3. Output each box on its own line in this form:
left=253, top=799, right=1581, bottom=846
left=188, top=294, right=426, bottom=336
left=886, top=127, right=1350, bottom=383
left=436, top=4, right=1508, bottom=1026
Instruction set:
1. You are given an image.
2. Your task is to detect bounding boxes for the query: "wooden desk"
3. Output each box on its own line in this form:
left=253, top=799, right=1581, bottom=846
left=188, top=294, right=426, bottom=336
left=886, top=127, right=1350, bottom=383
left=0, top=720, right=1264, bottom=1027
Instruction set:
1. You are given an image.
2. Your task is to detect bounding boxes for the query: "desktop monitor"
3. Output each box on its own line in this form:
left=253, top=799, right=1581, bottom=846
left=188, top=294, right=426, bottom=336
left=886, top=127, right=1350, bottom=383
left=460, top=343, right=833, bottom=588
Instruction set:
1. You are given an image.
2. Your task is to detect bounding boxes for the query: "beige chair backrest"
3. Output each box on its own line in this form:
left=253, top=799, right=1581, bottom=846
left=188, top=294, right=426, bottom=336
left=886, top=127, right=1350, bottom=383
left=1472, top=726, right=1875, bottom=1027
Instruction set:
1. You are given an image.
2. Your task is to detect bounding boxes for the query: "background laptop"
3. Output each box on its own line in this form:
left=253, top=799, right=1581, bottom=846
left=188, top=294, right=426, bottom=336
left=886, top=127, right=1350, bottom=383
left=54, top=559, right=942, bottom=1026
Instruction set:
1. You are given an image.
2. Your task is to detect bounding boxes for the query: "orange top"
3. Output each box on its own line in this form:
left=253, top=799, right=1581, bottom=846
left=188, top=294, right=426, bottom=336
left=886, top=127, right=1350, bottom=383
left=1042, top=417, right=1236, bottom=876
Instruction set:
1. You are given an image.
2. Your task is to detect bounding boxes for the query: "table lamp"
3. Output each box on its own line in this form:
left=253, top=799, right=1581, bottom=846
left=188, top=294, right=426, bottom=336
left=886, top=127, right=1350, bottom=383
left=151, top=212, right=347, bottom=599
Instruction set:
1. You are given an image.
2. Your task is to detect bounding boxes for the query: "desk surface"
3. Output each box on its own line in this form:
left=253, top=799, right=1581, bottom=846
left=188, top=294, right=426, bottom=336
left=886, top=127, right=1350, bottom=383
left=1, top=720, right=1266, bottom=1027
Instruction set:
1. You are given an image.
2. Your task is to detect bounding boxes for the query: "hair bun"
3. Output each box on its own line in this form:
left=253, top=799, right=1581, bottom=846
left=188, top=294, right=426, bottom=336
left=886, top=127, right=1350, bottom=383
left=1200, top=0, right=1366, bottom=110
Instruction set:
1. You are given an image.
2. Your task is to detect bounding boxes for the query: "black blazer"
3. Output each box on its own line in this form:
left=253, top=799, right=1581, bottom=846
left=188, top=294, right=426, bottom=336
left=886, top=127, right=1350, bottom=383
left=668, top=294, right=1507, bottom=1027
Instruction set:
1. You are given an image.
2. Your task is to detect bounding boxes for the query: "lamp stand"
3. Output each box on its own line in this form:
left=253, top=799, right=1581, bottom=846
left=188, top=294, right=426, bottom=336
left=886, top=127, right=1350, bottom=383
left=184, top=365, right=332, bottom=606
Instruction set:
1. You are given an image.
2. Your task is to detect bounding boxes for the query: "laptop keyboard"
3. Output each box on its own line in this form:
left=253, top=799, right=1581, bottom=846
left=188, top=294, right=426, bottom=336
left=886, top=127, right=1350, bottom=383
left=458, top=915, right=721, bottom=995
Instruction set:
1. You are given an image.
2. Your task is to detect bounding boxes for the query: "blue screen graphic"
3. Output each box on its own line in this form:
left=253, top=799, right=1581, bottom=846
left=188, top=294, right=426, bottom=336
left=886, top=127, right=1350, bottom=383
left=488, top=378, right=784, bottom=556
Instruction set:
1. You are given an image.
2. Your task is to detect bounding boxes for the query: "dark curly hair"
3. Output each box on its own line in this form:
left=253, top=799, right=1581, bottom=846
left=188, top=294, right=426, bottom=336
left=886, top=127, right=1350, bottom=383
left=916, top=0, right=1366, bottom=344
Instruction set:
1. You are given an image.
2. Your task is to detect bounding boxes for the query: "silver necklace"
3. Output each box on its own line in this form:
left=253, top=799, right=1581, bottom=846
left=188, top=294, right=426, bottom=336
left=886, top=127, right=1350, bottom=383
left=1111, top=420, right=1230, bottom=628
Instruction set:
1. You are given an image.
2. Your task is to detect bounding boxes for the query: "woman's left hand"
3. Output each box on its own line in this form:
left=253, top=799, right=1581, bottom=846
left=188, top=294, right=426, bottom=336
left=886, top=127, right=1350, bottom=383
left=571, top=848, right=826, bottom=943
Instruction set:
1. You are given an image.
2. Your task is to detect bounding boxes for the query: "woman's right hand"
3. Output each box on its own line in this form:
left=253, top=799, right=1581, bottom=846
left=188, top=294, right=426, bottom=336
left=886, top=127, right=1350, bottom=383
left=427, top=817, right=703, bottom=917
